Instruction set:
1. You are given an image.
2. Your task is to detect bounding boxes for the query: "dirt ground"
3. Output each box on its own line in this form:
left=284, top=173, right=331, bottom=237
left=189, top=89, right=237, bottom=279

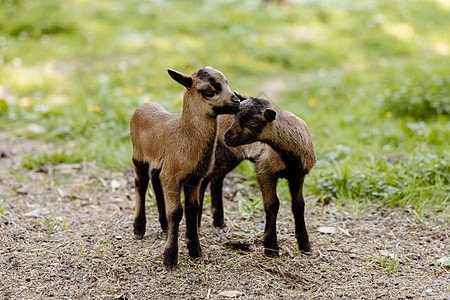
left=0, top=133, right=449, bottom=299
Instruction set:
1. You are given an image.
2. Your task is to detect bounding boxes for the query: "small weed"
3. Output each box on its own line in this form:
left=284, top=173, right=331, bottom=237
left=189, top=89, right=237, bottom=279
left=203, top=194, right=212, bottom=206
left=374, top=250, right=400, bottom=275
left=236, top=190, right=261, bottom=220
left=284, top=244, right=303, bottom=257
left=96, top=237, right=114, bottom=251
left=434, top=220, right=447, bottom=235
left=320, top=194, right=326, bottom=216
left=42, top=215, right=59, bottom=238
left=421, top=270, right=437, bottom=279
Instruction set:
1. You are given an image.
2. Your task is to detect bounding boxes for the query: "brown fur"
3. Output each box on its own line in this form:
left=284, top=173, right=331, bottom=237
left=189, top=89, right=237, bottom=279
left=200, top=96, right=316, bottom=255
left=130, top=67, right=239, bottom=266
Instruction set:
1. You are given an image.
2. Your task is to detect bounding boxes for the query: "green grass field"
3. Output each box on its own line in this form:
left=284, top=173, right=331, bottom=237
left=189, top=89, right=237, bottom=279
left=1, top=0, right=449, bottom=215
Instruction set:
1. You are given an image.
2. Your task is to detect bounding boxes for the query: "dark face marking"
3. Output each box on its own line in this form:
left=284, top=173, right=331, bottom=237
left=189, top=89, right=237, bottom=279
left=212, top=103, right=240, bottom=115
left=191, top=66, right=240, bottom=115
left=194, top=68, right=223, bottom=97
left=208, top=77, right=222, bottom=92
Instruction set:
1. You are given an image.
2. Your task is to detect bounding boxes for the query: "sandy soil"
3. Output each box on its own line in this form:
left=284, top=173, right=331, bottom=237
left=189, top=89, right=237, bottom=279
left=0, top=134, right=449, bottom=299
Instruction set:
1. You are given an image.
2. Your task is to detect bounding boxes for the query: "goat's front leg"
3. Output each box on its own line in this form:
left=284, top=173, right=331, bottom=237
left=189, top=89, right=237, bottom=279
left=133, top=159, right=149, bottom=239
left=161, top=175, right=183, bottom=266
left=151, top=169, right=168, bottom=232
left=183, top=175, right=203, bottom=258
left=258, top=172, right=280, bottom=256
left=288, top=174, right=311, bottom=252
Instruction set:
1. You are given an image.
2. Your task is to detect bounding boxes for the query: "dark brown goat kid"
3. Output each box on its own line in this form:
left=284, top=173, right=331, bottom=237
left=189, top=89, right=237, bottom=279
left=199, top=94, right=316, bottom=255
left=130, top=67, right=240, bottom=266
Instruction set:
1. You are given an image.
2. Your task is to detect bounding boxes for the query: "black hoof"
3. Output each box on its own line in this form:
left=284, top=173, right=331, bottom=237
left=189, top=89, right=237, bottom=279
left=298, top=241, right=312, bottom=252
left=163, top=248, right=178, bottom=266
left=133, top=226, right=145, bottom=240
left=264, top=247, right=280, bottom=257
left=134, top=233, right=144, bottom=240
left=213, top=219, right=224, bottom=228
left=188, top=245, right=203, bottom=258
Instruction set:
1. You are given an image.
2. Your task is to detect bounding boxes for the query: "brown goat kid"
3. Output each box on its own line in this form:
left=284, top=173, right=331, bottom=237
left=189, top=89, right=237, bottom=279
left=200, top=94, right=316, bottom=255
left=130, top=67, right=240, bottom=266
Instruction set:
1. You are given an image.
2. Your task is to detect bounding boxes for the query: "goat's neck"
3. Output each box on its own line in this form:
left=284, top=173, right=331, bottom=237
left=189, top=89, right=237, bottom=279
left=180, top=92, right=217, bottom=140
left=263, top=118, right=300, bottom=159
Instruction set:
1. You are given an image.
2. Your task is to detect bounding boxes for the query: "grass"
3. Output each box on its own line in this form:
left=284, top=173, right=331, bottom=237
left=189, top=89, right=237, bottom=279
left=0, top=0, right=449, bottom=215
left=281, top=57, right=449, bottom=215
left=42, top=215, right=64, bottom=238
left=374, top=250, right=400, bottom=275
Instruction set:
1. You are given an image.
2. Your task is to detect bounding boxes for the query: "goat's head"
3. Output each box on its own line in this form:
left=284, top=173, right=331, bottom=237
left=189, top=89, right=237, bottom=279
left=224, top=94, right=276, bottom=147
left=167, top=67, right=240, bottom=115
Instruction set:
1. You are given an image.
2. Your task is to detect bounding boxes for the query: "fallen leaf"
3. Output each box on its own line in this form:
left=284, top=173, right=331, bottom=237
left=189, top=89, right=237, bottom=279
left=111, top=179, right=122, bottom=191
left=57, top=188, right=66, bottom=198
left=218, top=290, right=243, bottom=298
left=437, top=256, right=450, bottom=268
left=317, top=226, right=337, bottom=234
left=23, top=208, right=42, bottom=218
left=379, top=250, right=395, bottom=259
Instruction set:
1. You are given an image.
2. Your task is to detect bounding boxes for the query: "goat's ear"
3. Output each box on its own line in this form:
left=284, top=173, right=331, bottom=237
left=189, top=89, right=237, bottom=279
left=233, top=91, right=248, bottom=101
left=264, top=109, right=276, bottom=122
left=167, top=68, right=192, bottom=89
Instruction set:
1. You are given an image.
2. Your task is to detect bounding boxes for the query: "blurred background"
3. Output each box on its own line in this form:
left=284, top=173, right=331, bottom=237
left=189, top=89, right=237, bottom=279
left=0, top=0, right=448, bottom=214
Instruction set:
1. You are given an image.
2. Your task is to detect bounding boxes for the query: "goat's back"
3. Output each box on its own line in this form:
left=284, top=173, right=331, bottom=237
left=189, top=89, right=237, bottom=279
left=130, top=102, right=180, bottom=166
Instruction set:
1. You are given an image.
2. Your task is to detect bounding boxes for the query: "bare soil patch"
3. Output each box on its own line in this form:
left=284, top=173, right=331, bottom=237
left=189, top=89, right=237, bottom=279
left=0, top=134, right=449, bottom=299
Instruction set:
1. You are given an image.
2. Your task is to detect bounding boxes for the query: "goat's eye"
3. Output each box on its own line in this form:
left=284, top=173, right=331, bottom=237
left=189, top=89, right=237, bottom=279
left=248, top=122, right=259, bottom=129
left=200, top=90, right=215, bottom=98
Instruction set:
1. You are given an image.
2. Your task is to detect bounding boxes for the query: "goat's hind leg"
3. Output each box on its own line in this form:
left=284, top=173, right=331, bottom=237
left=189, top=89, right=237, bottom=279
left=198, top=177, right=210, bottom=228
left=258, top=171, right=280, bottom=256
left=288, top=174, right=311, bottom=252
left=197, top=174, right=227, bottom=229
left=184, top=175, right=203, bottom=258
left=133, top=159, right=149, bottom=239
left=209, top=175, right=226, bottom=228
left=151, top=169, right=168, bottom=232
left=161, top=175, right=183, bottom=266
left=208, top=154, right=241, bottom=228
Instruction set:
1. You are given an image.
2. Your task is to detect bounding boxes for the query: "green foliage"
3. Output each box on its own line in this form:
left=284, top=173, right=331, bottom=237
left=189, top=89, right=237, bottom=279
left=380, top=62, right=450, bottom=119
left=21, top=149, right=83, bottom=169
left=281, top=56, right=449, bottom=213
left=0, top=99, right=8, bottom=114
left=312, top=153, right=449, bottom=207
